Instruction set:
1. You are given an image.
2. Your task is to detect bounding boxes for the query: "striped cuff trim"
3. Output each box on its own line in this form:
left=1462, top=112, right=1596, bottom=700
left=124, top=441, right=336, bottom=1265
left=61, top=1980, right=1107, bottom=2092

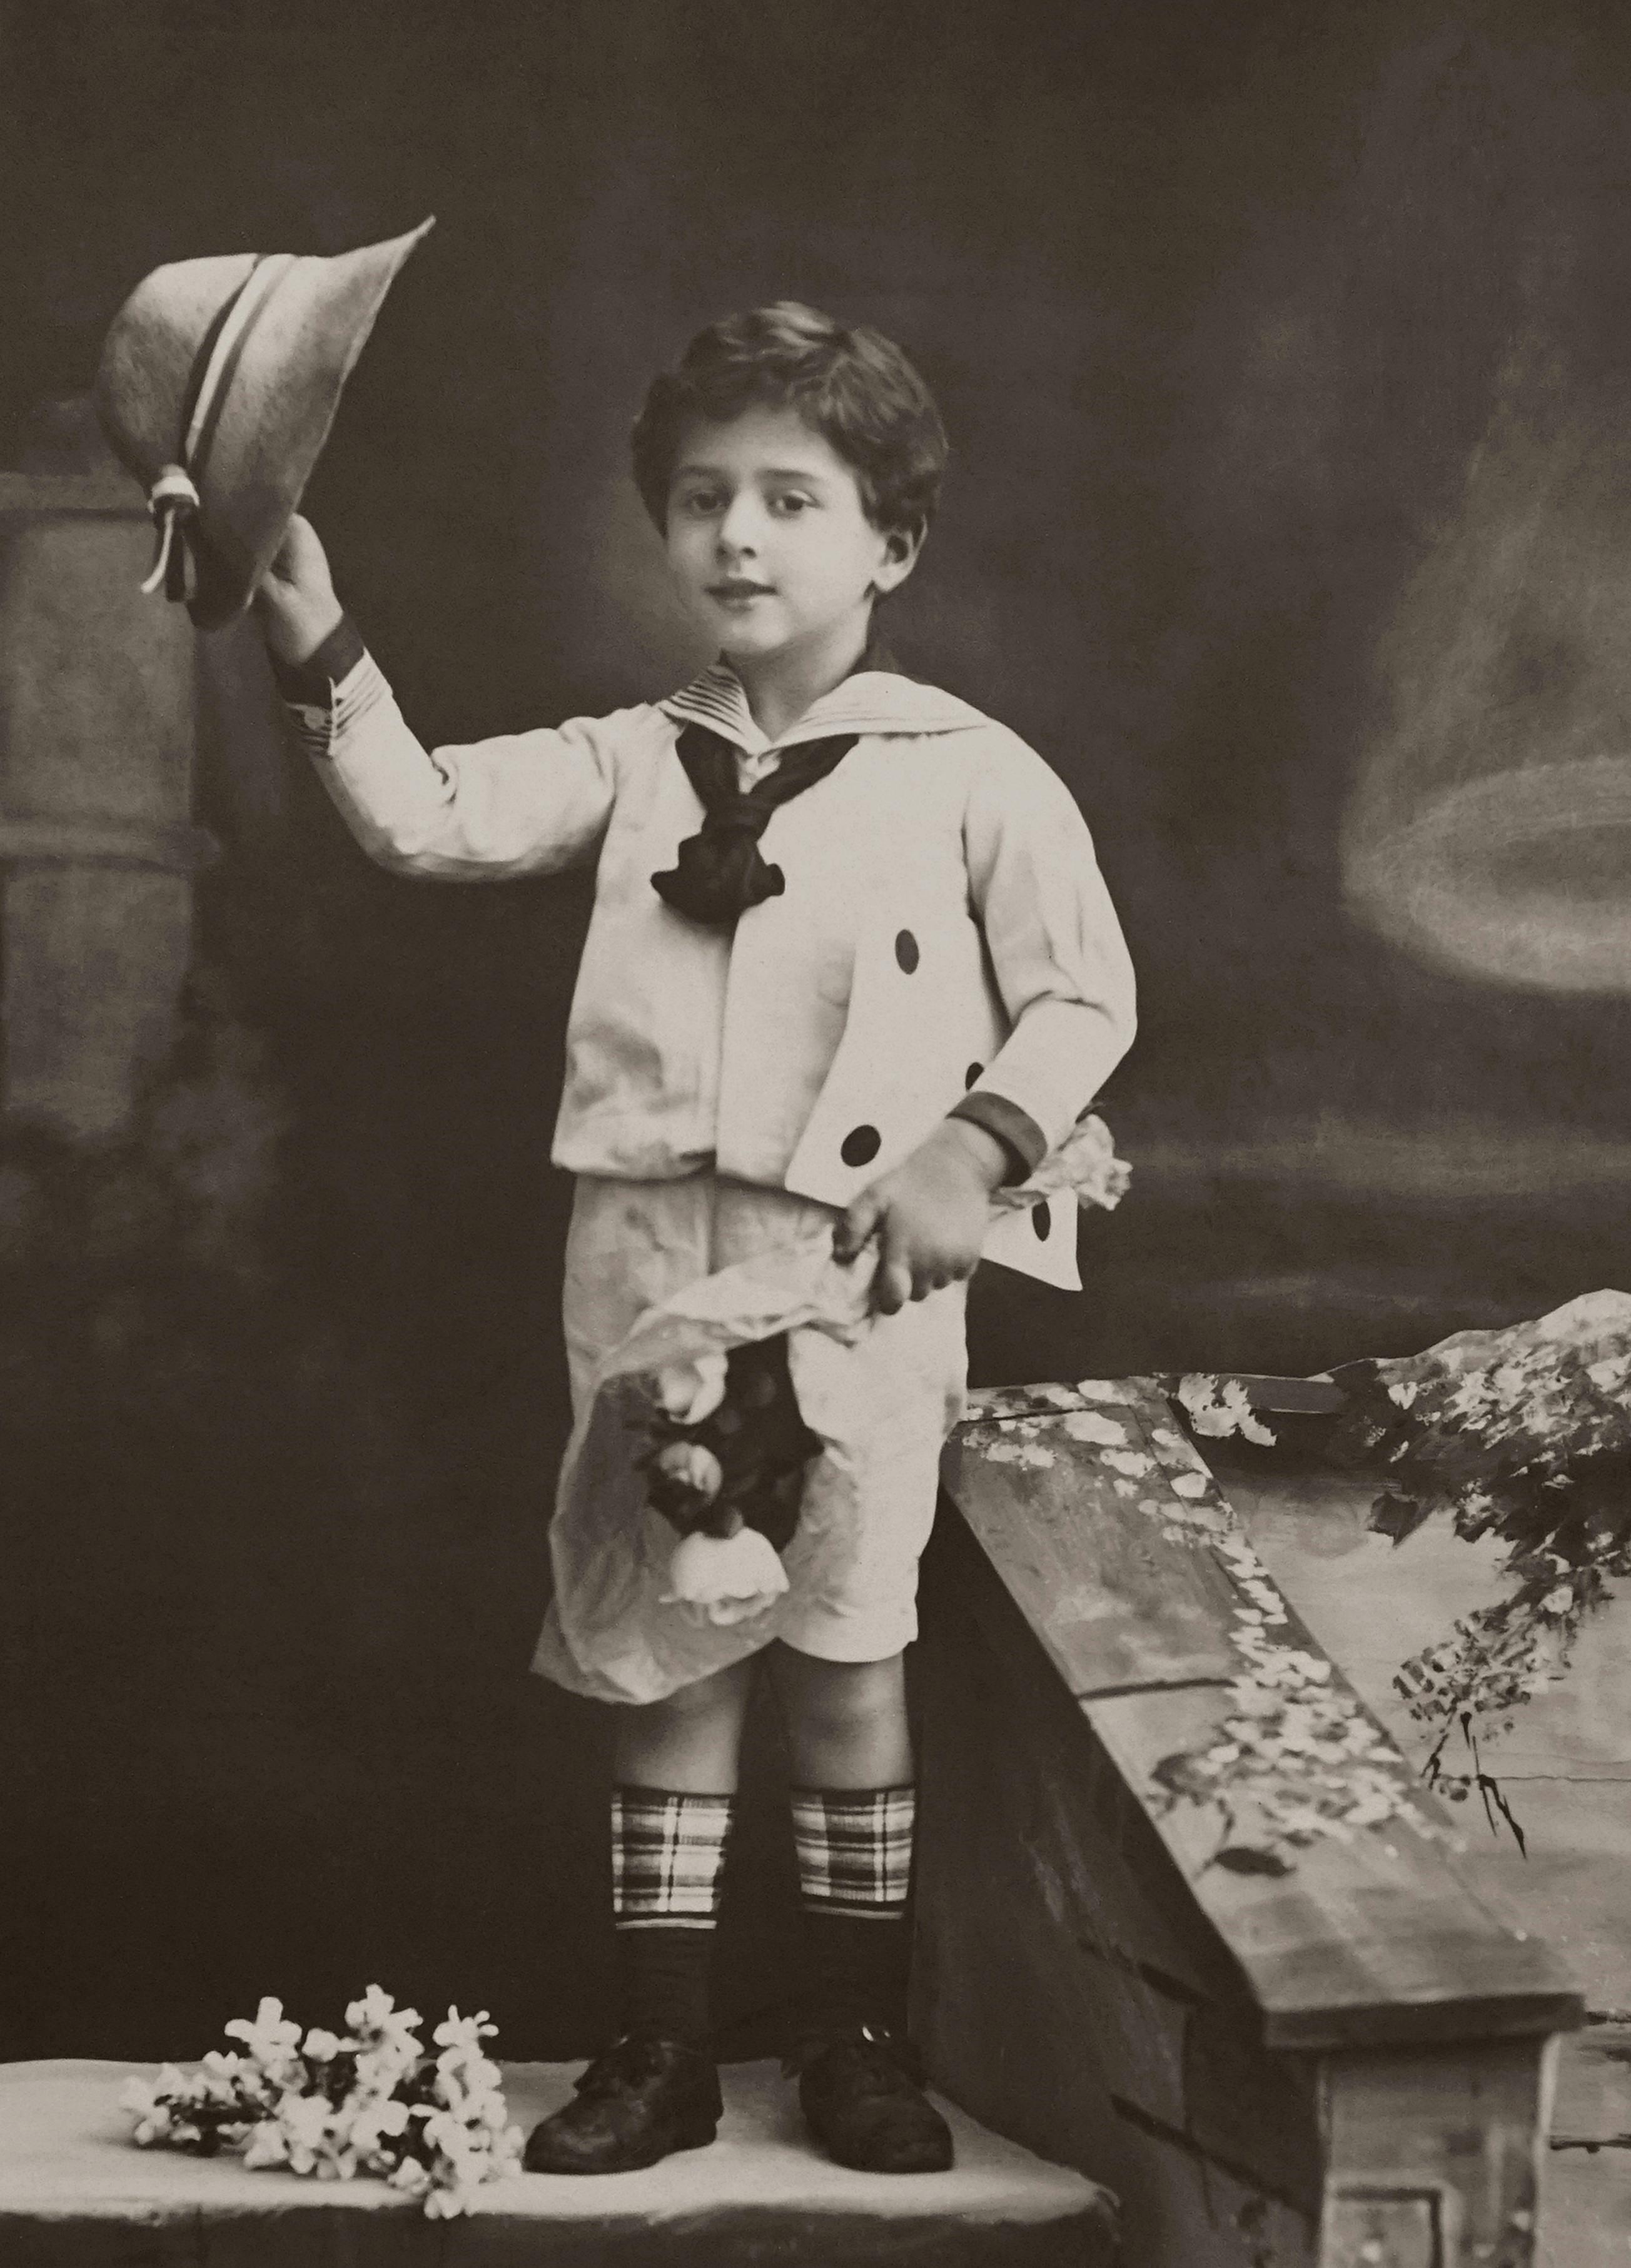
left=947, top=1091, right=1048, bottom=1182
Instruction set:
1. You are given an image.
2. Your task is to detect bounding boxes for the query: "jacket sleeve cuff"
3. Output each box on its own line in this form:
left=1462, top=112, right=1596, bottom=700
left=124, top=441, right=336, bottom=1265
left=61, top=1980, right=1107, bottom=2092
left=268, top=613, right=367, bottom=705
left=946, top=1092, right=1048, bottom=1185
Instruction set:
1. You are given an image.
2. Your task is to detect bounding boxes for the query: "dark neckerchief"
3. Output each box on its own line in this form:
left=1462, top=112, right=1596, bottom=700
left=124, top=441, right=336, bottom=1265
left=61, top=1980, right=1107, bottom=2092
left=651, top=633, right=902, bottom=929
left=652, top=725, right=858, bottom=925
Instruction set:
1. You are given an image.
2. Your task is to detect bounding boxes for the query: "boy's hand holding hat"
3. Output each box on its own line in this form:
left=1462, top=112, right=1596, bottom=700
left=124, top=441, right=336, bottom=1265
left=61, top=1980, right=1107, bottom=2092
left=255, top=516, right=343, bottom=670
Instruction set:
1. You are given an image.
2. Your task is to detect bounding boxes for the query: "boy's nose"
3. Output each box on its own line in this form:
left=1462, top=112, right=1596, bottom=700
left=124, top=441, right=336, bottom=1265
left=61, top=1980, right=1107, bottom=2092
left=715, top=495, right=764, bottom=555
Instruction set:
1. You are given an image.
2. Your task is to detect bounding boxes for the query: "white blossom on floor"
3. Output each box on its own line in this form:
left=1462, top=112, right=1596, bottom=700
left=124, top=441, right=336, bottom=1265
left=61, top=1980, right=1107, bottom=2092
left=120, top=1989, right=523, bottom=2218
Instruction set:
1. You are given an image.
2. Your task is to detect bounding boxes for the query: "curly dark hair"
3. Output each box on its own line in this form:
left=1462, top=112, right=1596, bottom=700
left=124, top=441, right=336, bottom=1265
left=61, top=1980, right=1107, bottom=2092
left=631, top=302, right=949, bottom=537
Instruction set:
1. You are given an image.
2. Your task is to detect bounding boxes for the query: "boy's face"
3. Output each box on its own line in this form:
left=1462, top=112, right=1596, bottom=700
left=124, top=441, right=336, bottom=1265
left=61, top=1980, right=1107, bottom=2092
left=664, top=404, right=919, bottom=671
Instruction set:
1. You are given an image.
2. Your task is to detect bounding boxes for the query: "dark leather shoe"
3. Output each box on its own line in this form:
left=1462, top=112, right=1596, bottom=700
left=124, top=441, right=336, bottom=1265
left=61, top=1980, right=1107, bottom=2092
left=792, top=2024, right=954, bottom=2174
left=523, top=2025, right=722, bottom=2174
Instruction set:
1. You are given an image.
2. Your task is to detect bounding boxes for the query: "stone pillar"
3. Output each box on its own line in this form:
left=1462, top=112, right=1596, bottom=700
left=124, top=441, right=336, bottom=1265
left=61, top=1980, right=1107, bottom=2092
left=0, top=465, right=213, bottom=1139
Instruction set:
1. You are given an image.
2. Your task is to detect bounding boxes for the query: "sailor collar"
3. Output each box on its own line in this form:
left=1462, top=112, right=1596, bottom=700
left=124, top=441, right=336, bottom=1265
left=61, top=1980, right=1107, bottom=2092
left=659, top=656, right=989, bottom=755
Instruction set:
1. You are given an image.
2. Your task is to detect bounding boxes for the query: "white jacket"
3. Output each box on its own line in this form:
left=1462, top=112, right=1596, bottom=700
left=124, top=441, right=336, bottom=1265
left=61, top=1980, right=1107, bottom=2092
left=295, top=653, right=1136, bottom=1287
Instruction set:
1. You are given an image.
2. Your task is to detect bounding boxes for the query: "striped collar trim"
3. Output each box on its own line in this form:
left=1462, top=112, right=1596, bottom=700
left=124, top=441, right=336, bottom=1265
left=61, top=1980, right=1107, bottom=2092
left=659, top=660, right=989, bottom=752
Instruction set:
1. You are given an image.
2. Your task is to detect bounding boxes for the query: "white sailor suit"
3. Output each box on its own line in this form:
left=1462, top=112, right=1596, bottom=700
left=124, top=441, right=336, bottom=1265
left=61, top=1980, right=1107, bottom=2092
left=285, top=637, right=1136, bottom=1695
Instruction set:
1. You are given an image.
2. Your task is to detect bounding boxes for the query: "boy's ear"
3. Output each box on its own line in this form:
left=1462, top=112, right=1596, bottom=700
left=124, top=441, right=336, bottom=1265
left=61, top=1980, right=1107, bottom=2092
left=872, top=522, right=924, bottom=596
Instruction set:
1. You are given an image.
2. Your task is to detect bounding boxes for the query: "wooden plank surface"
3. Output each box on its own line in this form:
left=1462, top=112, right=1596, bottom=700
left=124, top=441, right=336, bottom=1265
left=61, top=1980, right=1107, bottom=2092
left=1099, top=2125, right=1316, bottom=2268
left=1203, top=1375, right=1348, bottom=1416
left=916, top=1528, right=1216, bottom=2135
left=940, top=1382, right=1584, bottom=2054
left=1086, top=1682, right=1577, bottom=2050
left=964, top=1383, right=1108, bottom=1423
left=914, top=1516, right=1323, bottom=2264
left=924, top=1504, right=1243, bottom=2011
left=944, top=1385, right=1242, bottom=1695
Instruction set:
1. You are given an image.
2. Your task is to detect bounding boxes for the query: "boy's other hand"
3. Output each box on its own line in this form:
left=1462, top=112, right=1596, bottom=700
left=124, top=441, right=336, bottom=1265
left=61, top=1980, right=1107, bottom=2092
left=834, top=1119, right=1009, bottom=1314
left=254, top=514, right=343, bottom=667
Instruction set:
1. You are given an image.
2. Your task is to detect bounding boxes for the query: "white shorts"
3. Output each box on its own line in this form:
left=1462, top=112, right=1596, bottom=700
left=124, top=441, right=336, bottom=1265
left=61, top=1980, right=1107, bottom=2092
left=531, top=1173, right=968, bottom=1703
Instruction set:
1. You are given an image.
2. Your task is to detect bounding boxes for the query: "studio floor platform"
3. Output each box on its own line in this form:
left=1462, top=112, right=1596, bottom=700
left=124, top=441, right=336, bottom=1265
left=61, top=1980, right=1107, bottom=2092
left=0, top=2057, right=1118, bottom=2267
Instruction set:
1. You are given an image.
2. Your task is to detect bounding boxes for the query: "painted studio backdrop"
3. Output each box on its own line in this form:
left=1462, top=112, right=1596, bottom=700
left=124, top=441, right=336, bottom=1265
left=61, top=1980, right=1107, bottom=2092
left=4, top=0, right=1631, bottom=2059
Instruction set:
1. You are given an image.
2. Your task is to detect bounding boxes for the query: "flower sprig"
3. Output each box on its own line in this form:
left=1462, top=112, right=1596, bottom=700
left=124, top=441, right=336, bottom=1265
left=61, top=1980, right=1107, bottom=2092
left=1166, top=1294, right=1631, bottom=1850
left=121, top=1988, right=523, bottom=2218
left=1325, top=1292, right=1631, bottom=1830
left=1174, top=1372, right=1277, bottom=1448
left=1150, top=1532, right=1439, bottom=1873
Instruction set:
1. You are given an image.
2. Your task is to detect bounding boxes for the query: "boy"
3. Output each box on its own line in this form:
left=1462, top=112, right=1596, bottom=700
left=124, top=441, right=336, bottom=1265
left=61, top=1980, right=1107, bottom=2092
left=255, top=302, right=1136, bottom=2176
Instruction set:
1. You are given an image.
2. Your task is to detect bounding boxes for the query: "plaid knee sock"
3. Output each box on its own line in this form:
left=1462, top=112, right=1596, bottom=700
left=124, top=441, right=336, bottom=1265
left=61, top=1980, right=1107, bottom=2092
left=611, top=1784, right=735, bottom=2047
left=790, top=1784, right=916, bottom=2037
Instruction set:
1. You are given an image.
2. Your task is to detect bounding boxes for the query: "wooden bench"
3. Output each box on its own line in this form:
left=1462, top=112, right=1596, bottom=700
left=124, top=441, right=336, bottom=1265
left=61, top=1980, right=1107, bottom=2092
left=914, top=1378, right=1585, bottom=2268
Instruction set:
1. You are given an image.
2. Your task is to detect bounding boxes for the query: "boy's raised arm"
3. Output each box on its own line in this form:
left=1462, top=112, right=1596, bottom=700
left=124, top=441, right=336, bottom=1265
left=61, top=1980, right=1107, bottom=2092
left=254, top=517, right=620, bottom=881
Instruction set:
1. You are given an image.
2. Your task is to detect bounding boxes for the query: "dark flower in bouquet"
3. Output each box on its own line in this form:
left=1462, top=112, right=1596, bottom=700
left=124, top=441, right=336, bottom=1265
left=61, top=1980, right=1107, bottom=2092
left=641, top=1334, right=825, bottom=1626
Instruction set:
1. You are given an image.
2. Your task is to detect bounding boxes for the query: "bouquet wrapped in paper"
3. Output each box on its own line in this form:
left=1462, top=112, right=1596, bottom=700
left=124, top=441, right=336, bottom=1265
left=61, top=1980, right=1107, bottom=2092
left=540, top=1116, right=1131, bottom=1700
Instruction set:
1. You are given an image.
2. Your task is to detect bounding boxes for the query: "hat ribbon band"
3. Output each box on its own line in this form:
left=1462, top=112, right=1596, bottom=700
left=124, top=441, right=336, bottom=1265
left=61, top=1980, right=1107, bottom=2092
left=182, top=250, right=298, bottom=475
left=139, top=466, right=202, bottom=599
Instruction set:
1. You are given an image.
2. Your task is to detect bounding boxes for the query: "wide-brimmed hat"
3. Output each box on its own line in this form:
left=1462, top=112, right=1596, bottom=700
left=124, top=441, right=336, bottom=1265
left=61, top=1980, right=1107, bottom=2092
left=94, top=219, right=433, bottom=631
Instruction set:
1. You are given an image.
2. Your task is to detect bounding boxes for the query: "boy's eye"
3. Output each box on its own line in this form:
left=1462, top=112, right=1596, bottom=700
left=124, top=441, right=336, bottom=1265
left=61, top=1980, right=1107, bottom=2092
left=678, top=490, right=722, bottom=516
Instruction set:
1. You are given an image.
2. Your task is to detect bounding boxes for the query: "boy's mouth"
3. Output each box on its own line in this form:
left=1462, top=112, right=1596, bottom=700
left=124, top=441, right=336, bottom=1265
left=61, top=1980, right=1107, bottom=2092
left=708, top=579, right=775, bottom=602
